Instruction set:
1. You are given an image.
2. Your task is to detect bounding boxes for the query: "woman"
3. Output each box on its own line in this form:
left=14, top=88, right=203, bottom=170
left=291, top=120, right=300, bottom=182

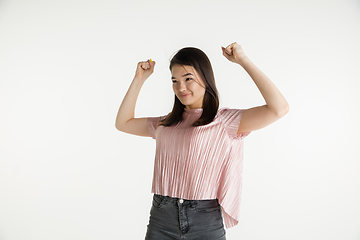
left=115, top=42, right=289, bottom=239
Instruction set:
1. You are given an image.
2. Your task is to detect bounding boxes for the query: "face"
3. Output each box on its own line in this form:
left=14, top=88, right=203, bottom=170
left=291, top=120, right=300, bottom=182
left=171, top=64, right=206, bottom=109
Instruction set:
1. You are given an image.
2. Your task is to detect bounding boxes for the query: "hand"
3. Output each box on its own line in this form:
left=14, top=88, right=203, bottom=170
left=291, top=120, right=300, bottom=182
left=221, top=42, right=248, bottom=65
left=134, top=59, right=156, bottom=82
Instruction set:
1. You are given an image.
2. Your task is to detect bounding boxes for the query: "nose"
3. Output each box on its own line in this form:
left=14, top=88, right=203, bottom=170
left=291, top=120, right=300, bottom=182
left=177, top=81, right=187, bottom=92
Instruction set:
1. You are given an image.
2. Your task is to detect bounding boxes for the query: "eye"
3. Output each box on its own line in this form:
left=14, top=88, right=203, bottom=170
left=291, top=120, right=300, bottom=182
left=186, top=77, right=192, bottom=81
left=172, top=80, right=177, bottom=83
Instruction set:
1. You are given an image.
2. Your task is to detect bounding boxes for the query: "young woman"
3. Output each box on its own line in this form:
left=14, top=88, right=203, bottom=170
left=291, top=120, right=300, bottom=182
left=115, top=42, right=289, bottom=240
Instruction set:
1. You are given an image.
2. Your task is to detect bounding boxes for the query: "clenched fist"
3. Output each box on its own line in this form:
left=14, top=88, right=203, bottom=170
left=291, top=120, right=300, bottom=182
left=221, top=42, right=248, bottom=65
left=134, top=59, right=156, bottom=82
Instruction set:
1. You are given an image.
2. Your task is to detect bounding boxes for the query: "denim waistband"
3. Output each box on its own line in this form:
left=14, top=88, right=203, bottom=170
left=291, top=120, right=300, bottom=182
left=154, top=194, right=219, bottom=207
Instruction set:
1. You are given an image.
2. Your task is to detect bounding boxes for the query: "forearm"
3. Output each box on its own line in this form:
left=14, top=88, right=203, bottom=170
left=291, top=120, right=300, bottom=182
left=115, top=78, right=144, bottom=128
left=239, top=57, right=289, bottom=115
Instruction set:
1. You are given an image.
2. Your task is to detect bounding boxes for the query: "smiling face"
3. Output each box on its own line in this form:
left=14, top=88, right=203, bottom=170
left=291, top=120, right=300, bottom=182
left=171, top=64, right=207, bottom=110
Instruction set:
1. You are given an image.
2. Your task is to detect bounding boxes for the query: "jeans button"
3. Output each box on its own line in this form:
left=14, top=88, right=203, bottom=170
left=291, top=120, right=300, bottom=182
left=179, top=199, right=184, bottom=203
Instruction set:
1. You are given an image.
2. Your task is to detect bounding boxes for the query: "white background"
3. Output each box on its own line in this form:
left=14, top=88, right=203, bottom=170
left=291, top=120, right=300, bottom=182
left=1, top=0, right=360, bottom=239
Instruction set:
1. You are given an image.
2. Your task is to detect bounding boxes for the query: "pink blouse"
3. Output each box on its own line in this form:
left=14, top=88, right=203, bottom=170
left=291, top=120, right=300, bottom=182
left=147, top=107, right=251, bottom=229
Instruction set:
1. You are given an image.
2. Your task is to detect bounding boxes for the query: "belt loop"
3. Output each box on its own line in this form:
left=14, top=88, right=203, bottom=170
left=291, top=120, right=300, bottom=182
left=163, top=195, right=170, bottom=205
left=189, top=200, right=197, bottom=208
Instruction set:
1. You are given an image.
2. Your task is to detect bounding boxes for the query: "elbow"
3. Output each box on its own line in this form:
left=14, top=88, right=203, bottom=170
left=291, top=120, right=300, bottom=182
left=276, top=103, right=289, bottom=117
left=115, top=117, right=133, bottom=132
left=115, top=123, right=124, bottom=132
left=270, top=102, right=289, bottom=118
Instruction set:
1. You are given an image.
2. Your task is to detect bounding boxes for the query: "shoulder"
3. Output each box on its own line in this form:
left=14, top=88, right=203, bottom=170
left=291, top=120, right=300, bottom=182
left=216, top=107, right=249, bottom=139
left=148, top=112, right=170, bottom=121
left=216, top=107, right=246, bottom=127
left=217, top=107, right=245, bottom=118
left=147, top=112, right=171, bottom=127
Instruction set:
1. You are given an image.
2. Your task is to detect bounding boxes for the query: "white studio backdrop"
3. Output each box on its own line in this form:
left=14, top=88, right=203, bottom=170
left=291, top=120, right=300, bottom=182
left=1, top=0, right=359, bottom=239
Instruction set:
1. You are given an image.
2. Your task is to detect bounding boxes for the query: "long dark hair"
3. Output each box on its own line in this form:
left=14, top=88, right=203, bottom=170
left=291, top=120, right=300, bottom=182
left=159, top=47, right=220, bottom=127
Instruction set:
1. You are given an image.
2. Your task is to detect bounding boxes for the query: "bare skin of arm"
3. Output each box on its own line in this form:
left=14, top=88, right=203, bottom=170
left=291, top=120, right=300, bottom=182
left=115, top=60, right=156, bottom=137
left=221, top=42, right=289, bottom=134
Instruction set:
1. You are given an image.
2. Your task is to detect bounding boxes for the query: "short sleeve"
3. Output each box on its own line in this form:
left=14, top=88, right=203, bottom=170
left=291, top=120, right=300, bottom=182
left=147, top=117, right=160, bottom=139
left=147, top=114, right=168, bottom=139
left=218, top=108, right=251, bottom=139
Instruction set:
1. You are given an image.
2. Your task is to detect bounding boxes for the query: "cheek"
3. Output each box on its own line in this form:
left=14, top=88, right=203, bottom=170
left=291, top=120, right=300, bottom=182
left=189, top=81, right=200, bottom=90
left=194, top=84, right=205, bottom=94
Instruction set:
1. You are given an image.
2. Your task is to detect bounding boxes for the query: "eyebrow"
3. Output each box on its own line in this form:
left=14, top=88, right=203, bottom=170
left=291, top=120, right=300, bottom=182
left=171, top=73, right=193, bottom=80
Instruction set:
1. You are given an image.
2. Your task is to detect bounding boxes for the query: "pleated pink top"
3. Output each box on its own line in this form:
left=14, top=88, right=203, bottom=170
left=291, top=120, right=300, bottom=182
left=147, top=107, right=251, bottom=229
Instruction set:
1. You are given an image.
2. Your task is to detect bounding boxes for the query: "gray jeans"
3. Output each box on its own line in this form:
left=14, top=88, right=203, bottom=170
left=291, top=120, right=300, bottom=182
left=145, top=194, right=226, bottom=240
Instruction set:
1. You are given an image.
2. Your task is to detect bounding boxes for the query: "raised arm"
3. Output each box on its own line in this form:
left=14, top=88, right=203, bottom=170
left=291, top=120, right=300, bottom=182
left=115, top=60, right=156, bottom=137
left=221, top=42, right=289, bottom=134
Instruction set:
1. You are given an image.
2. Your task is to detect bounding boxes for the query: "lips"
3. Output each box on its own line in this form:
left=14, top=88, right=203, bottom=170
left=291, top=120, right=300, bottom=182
left=181, top=93, right=190, bottom=97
